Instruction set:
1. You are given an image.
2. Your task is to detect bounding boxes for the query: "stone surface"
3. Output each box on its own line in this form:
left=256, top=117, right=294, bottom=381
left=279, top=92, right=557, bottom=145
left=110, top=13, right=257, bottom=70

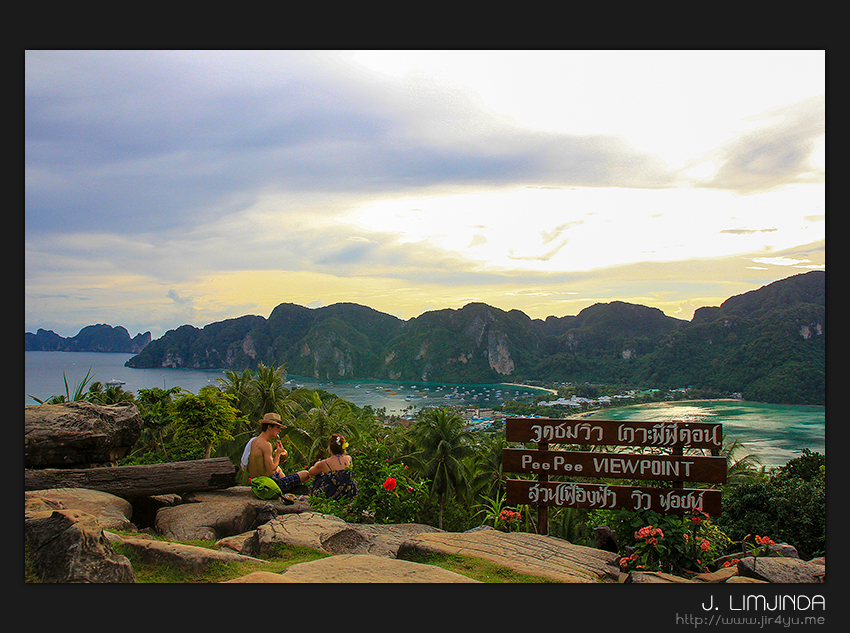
left=625, top=571, right=696, bottom=583
left=156, top=500, right=259, bottom=541
left=25, top=509, right=136, bottom=583
left=398, top=530, right=624, bottom=583
left=26, top=488, right=135, bottom=531
left=255, top=511, right=442, bottom=558
left=115, top=536, right=266, bottom=573
left=225, top=554, right=479, bottom=583
left=25, top=401, right=143, bottom=467
left=737, top=556, right=825, bottom=583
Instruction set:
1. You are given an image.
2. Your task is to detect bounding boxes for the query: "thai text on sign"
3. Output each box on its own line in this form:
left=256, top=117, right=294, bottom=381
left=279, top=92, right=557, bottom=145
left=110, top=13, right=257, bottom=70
left=505, top=418, right=723, bottom=450
left=505, top=480, right=722, bottom=515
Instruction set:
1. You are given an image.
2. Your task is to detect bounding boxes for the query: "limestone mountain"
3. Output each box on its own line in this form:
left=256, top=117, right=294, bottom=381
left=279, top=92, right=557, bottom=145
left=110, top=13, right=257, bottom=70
left=25, top=324, right=151, bottom=354
left=114, top=271, right=825, bottom=404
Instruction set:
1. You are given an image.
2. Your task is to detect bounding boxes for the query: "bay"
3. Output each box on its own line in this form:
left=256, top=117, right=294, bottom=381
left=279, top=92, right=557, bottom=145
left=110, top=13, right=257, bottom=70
left=25, top=352, right=824, bottom=469
left=24, top=351, right=545, bottom=413
left=582, top=400, right=825, bottom=469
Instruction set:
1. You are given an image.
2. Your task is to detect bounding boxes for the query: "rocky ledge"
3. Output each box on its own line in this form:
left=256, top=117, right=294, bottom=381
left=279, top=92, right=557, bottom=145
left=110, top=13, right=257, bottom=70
left=24, top=486, right=825, bottom=583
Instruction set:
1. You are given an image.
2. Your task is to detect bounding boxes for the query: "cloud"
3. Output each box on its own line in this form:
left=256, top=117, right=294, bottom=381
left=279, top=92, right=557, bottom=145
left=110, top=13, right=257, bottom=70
left=689, top=95, right=825, bottom=194
left=25, top=50, right=682, bottom=241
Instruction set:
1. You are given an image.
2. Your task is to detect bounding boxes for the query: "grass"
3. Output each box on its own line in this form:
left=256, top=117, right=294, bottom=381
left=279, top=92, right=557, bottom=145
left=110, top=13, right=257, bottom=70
left=29, top=528, right=556, bottom=584
left=111, top=535, right=330, bottom=583
left=398, top=549, right=558, bottom=583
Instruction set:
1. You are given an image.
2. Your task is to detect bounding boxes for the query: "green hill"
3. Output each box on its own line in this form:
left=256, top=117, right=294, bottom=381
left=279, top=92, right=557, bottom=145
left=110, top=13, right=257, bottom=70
left=122, top=271, right=825, bottom=405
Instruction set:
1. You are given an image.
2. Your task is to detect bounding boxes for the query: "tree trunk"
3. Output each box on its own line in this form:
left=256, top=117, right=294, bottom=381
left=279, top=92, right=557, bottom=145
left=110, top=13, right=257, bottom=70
left=24, top=457, right=237, bottom=498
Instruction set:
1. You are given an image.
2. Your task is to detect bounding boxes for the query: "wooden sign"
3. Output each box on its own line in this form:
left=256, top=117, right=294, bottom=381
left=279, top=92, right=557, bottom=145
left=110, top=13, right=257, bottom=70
left=505, top=418, right=723, bottom=450
left=501, top=417, right=727, bottom=533
left=502, top=448, right=727, bottom=484
left=506, top=479, right=722, bottom=516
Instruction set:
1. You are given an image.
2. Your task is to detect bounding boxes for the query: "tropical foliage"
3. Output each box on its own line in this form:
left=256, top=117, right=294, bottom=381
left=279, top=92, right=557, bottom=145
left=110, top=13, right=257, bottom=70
left=34, top=358, right=822, bottom=572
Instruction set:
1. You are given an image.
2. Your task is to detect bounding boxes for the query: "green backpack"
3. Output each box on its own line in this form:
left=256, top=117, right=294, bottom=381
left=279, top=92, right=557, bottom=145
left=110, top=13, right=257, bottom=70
left=250, top=476, right=282, bottom=500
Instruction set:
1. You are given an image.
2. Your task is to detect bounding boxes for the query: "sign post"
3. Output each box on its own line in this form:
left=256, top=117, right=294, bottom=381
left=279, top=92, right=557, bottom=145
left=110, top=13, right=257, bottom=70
left=502, top=418, right=726, bottom=535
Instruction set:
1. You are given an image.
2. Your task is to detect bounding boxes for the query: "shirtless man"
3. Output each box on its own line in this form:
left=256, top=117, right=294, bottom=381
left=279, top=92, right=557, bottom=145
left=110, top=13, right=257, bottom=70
left=242, top=412, right=310, bottom=492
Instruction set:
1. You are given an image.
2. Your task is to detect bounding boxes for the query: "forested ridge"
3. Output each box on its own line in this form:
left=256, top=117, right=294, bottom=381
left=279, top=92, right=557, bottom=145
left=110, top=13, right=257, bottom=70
left=78, top=271, right=823, bottom=405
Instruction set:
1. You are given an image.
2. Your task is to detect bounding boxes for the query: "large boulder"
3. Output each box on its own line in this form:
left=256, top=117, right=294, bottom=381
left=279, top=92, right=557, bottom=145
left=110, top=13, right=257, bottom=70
left=737, top=556, right=825, bottom=583
left=225, top=554, right=479, bottom=583
left=253, top=512, right=442, bottom=558
left=25, top=401, right=143, bottom=468
left=397, top=530, right=624, bottom=582
left=25, top=509, right=136, bottom=583
left=26, top=488, right=135, bottom=531
left=113, top=535, right=266, bottom=574
left=155, top=500, right=259, bottom=541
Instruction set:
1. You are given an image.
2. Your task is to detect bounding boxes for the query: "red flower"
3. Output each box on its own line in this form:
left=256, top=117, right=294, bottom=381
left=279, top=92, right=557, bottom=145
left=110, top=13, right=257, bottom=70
left=382, top=477, right=397, bottom=492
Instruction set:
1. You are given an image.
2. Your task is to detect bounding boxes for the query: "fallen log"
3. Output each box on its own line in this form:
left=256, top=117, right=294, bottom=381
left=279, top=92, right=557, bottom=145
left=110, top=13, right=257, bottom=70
left=24, top=457, right=237, bottom=498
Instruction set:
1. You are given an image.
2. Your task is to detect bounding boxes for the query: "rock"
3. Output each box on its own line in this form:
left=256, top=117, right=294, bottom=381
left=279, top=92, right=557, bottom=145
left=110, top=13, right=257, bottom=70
left=115, top=536, right=266, bottom=573
left=25, top=509, right=136, bottom=583
left=255, top=512, right=442, bottom=558
left=26, top=488, right=135, bottom=531
left=626, top=571, right=696, bottom=583
left=156, top=500, right=259, bottom=541
left=737, top=556, right=825, bottom=583
left=398, top=530, right=624, bottom=583
left=725, top=575, right=769, bottom=583
left=693, top=566, right=738, bottom=583
left=224, top=571, right=296, bottom=583
left=593, top=525, right=618, bottom=553
left=183, top=486, right=309, bottom=517
left=216, top=532, right=260, bottom=556
left=25, top=401, right=143, bottom=468
left=225, top=554, right=479, bottom=583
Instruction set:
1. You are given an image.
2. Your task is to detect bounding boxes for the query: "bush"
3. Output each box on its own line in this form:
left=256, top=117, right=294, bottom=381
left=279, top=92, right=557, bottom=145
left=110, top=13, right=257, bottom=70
left=309, top=444, right=429, bottom=525
left=719, top=449, right=825, bottom=559
left=589, top=507, right=731, bottom=574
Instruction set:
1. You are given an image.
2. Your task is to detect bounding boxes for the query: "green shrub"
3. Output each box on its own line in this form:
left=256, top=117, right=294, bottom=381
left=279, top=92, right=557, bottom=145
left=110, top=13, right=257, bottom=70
left=309, top=444, right=429, bottom=524
left=719, top=449, right=825, bottom=559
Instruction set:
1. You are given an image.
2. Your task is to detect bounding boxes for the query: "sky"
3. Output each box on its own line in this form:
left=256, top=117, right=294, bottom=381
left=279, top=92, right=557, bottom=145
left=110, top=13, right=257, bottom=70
left=25, top=50, right=825, bottom=340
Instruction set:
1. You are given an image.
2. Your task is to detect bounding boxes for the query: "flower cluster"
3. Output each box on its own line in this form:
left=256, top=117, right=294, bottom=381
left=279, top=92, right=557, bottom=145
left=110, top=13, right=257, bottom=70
left=382, top=477, right=397, bottom=492
left=635, top=525, right=664, bottom=545
left=605, top=506, right=731, bottom=576
left=742, top=533, right=776, bottom=558
left=499, top=509, right=522, bottom=527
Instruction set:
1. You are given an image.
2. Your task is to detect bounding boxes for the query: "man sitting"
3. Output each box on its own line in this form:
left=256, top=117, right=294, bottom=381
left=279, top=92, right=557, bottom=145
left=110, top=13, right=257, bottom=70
left=241, top=412, right=310, bottom=492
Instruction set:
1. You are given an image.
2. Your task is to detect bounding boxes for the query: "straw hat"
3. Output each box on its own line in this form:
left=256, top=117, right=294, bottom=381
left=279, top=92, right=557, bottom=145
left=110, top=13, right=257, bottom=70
left=260, top=412, right=283, bottom=427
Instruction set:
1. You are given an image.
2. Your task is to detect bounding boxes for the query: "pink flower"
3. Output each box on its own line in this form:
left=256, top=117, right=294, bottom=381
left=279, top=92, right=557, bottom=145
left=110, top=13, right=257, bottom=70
left=700, top=538, right=710, bottom=551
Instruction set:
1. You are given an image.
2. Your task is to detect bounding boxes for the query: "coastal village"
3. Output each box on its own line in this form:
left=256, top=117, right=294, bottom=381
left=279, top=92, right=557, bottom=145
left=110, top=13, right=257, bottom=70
left=382, top=384, right=734, bottom=431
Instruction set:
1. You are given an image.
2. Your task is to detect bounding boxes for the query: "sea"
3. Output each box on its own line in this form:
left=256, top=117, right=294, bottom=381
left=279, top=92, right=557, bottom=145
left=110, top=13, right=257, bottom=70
left=24, top=351, right=825, bottom=469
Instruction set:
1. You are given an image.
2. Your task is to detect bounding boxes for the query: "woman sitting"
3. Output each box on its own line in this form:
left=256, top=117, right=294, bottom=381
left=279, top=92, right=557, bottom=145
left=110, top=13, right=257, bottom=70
left=308, top=433, right=358, bottom=500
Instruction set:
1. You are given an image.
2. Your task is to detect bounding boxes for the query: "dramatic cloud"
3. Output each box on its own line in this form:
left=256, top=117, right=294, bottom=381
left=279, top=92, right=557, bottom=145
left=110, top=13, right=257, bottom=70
left=24, top=50, right=825, bottom=338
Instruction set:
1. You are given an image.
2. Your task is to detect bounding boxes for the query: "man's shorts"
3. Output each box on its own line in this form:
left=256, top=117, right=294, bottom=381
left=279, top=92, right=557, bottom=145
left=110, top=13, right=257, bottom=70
left=272, top=471, right=302, bottom=492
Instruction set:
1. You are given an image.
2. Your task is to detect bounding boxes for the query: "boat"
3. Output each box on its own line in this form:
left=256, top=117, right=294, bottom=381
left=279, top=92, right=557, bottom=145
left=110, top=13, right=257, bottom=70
left=106, top=379, right=125, bottom=386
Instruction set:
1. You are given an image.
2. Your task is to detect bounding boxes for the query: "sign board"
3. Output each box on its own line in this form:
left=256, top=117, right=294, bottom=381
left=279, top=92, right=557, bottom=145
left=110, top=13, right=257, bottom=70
left=506, top=479, right=722, bottom=516
left=501, top=417, right=726, bottom=533
left=505, top=418, right=723, bottom=450
left=502, top=448, right=727, bottom=483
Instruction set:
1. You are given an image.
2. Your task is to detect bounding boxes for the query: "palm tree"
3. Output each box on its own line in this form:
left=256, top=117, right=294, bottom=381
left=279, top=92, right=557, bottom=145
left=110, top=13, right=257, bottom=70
left=406, top=408, right=476, bottom=529
left=720, top=436, right=765, bottom=484
left=468, top=434, right=509, bottom=505
left=217, top=369, right=257, bottom=418
left=293, top=389, right=354, bottom=464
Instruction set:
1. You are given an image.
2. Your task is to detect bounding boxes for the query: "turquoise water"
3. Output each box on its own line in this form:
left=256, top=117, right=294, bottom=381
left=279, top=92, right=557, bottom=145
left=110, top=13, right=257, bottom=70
left=25, top=352, right=824, bottom=469
left=583, top=400, right=825, bottom=469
